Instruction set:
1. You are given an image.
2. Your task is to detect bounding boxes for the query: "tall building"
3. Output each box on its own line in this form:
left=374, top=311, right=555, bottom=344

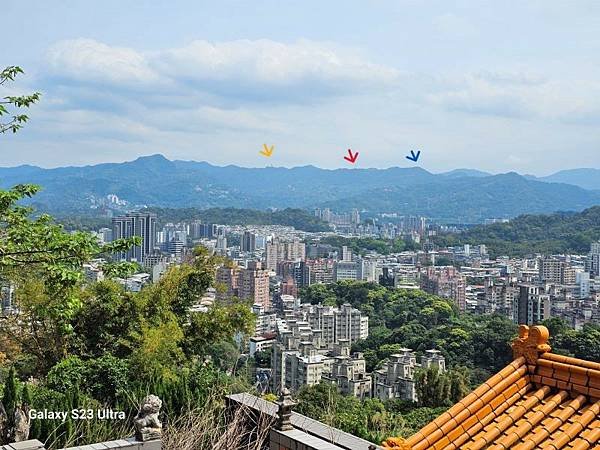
left=517, top=285, right=551, bottom=325
left=111, top=212, right=157, bottom=262
left=239, top=261, right=270, bottom=307
left=241, top=231, right=256, bottom=252
left=334, top=260, right=359, bottom=281
left=217, top=261, right=270, bottom=306
left=588, top=241, right=600, bottom=276
left=265, top=238, right=306, bottom=272
left=167, top=238, right=184, bottom=259
left=306, top=258, right=335, bottom=285
left=280, top=276, right=298, bottom=298
left=216, top=266, right=239, bottom=298
left=420, top=266, right=466, bottom=311
left=341, top=245, right=352, bottom=262
left=539, top=258, right=576, bottom=284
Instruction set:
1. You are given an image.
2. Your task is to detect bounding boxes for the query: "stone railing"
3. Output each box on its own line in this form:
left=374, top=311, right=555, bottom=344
left=2, top=394, right=163, bottom=450
left=227, top=390, right=381, bottom=450
left=0, top=438, right=161, bottom=450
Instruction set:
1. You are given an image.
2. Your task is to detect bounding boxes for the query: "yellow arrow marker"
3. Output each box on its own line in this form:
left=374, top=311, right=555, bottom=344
left=260, top=144, right=274, bottom=157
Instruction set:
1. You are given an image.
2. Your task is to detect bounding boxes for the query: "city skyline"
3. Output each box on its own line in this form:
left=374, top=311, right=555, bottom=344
left=3, top=1, right=600, bottom=175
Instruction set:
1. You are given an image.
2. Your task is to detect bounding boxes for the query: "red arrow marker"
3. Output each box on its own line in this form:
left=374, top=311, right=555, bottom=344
left=344, top=149, right=359, bottom=164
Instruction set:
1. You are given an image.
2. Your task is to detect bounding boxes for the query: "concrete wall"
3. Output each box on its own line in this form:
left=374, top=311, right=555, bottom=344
left=1, top=439, right=161, bottom=450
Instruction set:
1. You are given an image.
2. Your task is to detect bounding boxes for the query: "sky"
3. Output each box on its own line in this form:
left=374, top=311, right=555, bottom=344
left=2, top=0, right=600, bottom=175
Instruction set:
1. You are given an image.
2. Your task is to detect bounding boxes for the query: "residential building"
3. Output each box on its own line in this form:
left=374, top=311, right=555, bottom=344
left=216, top=261, right=270, bottom=306
left=111, top=212, right=157, bottom=262
left=334, top=260, right=359, bottom=281
left=241, top=231, right=256, bottom=252
left=373, top=349, right=446, bottom=402
left=517, top=284, right=551, bottom=325
left=323, top=341, right=371, bottom=399
left=539, top=257, right=576, bottom=284
left=239, top=261, right=271, bottom=307
left=265, top=238, right=306, bottom=272
left=420, top=266, right=467, bottom=311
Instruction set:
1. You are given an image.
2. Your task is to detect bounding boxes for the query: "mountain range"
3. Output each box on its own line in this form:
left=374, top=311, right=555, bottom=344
left=443, top=167, right=600, bottom=191
left=1, top=154, right=599, bottom=223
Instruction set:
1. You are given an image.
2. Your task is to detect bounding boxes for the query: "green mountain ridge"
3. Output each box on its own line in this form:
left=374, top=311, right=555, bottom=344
left=1, top=154, right=599, bottom=223
left=435, top=206, right=600, bottom=256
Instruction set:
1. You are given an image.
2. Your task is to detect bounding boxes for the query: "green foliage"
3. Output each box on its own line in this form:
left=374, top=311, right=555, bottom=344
left=0, top=66, right=41, bottom=134
left=302, top=282, right=518, bottom=375
left=46, top=355, right=87, bottom=393
left=253, top=350, right=271, bottom=368
left=550, top=322, right=600, bottom=362
left=46, top=355, right=130, bottom=405
left=414, top=366, right=470, bottom=408
left=435, top=206, right=600, bottom=256
left=318, top=236, right=419, bottom=256
left=184, top=301, right=255, bottom=357
left=295, top=383, right=407, bottom=443
left=295, top=383, right=451, bottom=443
left=59, top=207, right=332, bottom=233
left=1, top=366, right=18, bottom=425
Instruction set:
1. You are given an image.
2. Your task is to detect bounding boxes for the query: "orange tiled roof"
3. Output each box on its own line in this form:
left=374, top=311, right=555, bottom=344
left=383, top=325, right=600, bottom=450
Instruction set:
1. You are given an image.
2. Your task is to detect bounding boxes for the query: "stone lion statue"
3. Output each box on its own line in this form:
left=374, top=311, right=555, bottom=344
left=134, top=394, right=162, bottom=442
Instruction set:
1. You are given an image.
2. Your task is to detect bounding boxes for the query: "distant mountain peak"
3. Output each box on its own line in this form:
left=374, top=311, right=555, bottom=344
left=133, top=154, right=170, bottom=163
left=439, top=168, right=491, bottom=178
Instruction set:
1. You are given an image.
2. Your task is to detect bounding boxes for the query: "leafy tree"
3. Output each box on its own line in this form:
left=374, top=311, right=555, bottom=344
left=0, top=66, right=40, bottom=134
left=414, top=366, right=450, bottom=408
left=254, top=350, right=271, bottom=368
left=0, top=366, right=19, bottom=444
left=434, top=206, right=600, bottom=257
left=46, top=356, right=86, bottom=393
left=183, top=301, right=255, bottom=357
left=414, top=366, right=470, bottom=407
left=84, top=354, right=130, bottom=404
left=71, top=280, right=138, bottom=358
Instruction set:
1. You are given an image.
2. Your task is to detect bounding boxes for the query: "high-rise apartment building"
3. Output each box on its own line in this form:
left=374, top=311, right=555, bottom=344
left=241, top=231, right=256, bottom=252
left=216, top=261, right=270, bottom=306
left=517, top=285, right=551, bottom=325
left=420, top=266, right=466, bottom=311
left=588, top=241, right=600, bottom=276
left=111, top=212, right=157, bottom=262
left=539, top=258, right=576, bottom=285
left=334, top=260, right=359, bottom=281
left=265, top=238, right=306, bottom=272
left=239, top=261, right=270, bottom=307
left=216, top=266, right=239, bottom=298
left=306, top=258, right=335, bottom=285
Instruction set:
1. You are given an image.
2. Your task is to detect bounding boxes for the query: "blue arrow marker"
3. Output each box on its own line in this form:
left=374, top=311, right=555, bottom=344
left=406, top=150, right=421, bottom=162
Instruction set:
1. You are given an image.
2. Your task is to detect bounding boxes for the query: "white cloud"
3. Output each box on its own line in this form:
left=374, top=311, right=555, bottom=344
left=47, top=39, right=160, bottom=85
left=46, top=38, right=401, bottom=102
left=154, top=39, right=399, bottom=86
left=429, top=71, right=600, bottom=122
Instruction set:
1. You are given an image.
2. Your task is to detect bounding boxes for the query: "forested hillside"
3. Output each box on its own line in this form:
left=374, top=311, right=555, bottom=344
left=435, top=206, right=600, bottom=256
left=57, top=207, right=331, bottom=233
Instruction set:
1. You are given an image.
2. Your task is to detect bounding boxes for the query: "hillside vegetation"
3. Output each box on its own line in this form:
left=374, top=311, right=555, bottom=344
left=57, top=207, right=331, bottom=233
left=2, top=155, right=600, bottom=222
left=435, top=206, right=600, bottom=256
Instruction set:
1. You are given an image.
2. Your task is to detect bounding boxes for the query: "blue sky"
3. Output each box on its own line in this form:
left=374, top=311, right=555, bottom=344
left=2, top=0, right=600, bottom=174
